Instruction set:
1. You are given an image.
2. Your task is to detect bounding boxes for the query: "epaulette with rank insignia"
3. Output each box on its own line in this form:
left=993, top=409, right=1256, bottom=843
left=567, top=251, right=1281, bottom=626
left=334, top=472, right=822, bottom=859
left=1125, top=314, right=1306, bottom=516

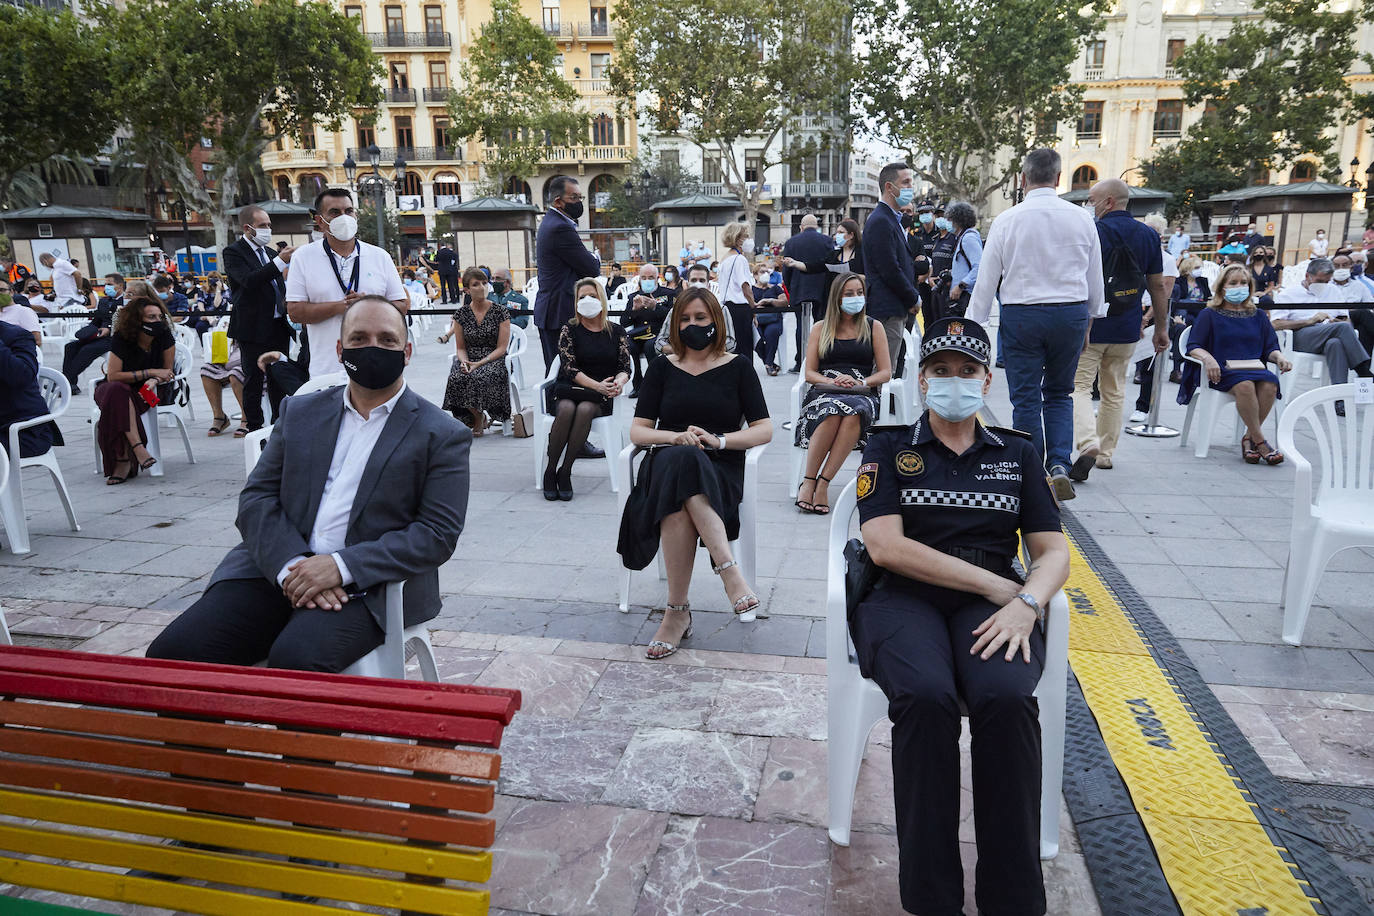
left=986, top=425, right=1033, bottom=440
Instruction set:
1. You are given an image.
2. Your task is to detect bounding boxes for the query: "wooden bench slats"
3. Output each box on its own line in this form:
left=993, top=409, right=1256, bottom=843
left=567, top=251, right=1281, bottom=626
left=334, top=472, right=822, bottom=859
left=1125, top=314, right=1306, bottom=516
left=0, top=789, right=492, bottom=883
left=0, top=759, right=495, bottom=847
left=0, top=672, right=506, bottom=746
left=0, top=703, right=500, bottom=780
left=0, top=647, right=520, bottom=724
left=0, top=824, right=488, bottom=915
left=0, top=729, right=495, bottom=814
left=0, top=855, right=489, bottom=916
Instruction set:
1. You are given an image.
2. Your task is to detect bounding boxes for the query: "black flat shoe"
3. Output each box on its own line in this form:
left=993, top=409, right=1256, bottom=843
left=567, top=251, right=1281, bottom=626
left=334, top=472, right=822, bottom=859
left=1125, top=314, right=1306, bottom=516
left=556, top=468, right=573, bottom=501
left=542, top=466, right=559, bottom=501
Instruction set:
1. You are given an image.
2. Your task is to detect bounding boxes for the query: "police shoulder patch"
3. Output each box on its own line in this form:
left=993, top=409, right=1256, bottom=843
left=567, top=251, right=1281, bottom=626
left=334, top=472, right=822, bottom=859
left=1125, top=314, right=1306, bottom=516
left=895, top=450, right=924, bottom=476
left=856, top=462, right=878, bottom=500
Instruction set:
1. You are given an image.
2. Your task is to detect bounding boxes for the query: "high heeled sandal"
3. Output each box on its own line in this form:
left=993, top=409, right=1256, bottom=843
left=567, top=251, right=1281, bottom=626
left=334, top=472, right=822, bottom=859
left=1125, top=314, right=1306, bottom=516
left=646, top=604, right=692, bottom=660
left=1241, top=436, right=1261, bottom=464
left=712, top=559, right=760, bottom=622
left=795, top=476, right=817, bottom=513
left=133, top=446, right=157, bottom=471
left=811, top=473, right=832, bottom=515
left=1255, top=439, right=1285, bottom=465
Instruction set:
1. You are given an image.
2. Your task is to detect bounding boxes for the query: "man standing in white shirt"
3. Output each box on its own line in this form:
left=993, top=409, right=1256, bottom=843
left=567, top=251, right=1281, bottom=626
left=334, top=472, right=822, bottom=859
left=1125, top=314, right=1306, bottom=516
left=1167, top=224, right=1190, bottom=259
left=285, top=188, right=407, bottom=378
left=38, top=253, right=83, bottom=310
left=1272, top=258, right=1372, bottom=414
left=970, top=149, right=1128, bottom=498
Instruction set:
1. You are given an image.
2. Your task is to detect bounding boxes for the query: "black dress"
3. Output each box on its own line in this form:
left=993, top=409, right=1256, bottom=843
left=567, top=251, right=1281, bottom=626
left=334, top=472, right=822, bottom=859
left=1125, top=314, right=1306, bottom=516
left=442, top=302, right=511, bottom=422
left=93, top=326, right=174, bottom=477
left=616, top=355, right=770, bottom=570
left=551, top=321, right=633, bottom=416
left=795, top=330, right=880, bottom=449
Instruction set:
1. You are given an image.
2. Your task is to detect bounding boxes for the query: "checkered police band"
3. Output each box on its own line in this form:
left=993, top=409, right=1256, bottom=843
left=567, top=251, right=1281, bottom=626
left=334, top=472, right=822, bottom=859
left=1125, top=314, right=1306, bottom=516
left=899, top=488, right=1021, bottom=513
left=919, top=333, right=991, bottom=365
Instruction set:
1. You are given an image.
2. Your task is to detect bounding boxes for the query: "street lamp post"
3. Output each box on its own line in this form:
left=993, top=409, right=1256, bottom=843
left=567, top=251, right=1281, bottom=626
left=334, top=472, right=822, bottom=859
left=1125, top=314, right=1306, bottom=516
left=623, top=169, right=666, bottom=264
left=342, top=144, right=406, bottom=258
left=155, top=186, right=193, bottom=274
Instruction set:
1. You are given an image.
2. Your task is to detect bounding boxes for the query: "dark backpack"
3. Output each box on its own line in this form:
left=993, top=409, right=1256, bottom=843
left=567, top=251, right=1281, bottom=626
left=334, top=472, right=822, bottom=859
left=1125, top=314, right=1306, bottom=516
left=1100, top=224, right=1147, bottom=317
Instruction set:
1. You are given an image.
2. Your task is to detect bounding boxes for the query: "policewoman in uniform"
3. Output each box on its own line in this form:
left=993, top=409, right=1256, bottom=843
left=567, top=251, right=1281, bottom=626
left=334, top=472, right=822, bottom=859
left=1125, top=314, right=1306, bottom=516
left=852, top=316, right=1070, bottom=916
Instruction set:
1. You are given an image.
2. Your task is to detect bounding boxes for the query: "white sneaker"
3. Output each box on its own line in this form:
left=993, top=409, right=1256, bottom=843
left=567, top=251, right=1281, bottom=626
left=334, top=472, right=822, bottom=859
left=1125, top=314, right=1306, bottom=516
left=1129, top=410, right=1149, bottom=423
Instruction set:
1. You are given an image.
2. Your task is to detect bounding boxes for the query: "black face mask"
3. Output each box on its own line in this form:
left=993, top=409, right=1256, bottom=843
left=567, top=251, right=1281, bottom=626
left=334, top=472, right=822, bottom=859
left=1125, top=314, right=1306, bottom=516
left=900, top=214, right=915, bottom=229
left=142, top=322, right=163, bottom=335
left=492, top=280, right=506, bottom=294
left=679, top=323, right=716, bottom=351
left=341, top=345, right=406, bottom=389
left=561, top=199, right=585, bottom=221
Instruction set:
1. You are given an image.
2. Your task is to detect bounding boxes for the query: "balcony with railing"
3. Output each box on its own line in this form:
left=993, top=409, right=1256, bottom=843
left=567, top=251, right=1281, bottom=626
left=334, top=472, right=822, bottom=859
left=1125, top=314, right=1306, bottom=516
left=346, top=146, right=464, bottom=163
left=784, top=181, right=848, bottom=198
left=481, top=145, right=630, bottom=164
left=794, top=114, right=843, bottom=132
left=368, top=30, right=451, bottom=48
left=575, top=19, right=614, bottom=38
left=268, top=148, right=332, bottom=166
left=570, top=79, right=613, bottom=97
left=423, top=87, right=452, bottom=103
left=1083, top=65, right=1105, bottom=81
left=1164, top=65, right=1179, bottom=80
left=385, top=88, right=417, bottom=104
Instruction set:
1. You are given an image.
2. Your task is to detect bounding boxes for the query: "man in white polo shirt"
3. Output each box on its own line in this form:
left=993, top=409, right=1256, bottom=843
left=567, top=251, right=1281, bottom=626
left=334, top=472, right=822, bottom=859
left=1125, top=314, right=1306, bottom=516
left=285, top=187, right=407, bottom=378
left=38, top=252, right=84, bottom=310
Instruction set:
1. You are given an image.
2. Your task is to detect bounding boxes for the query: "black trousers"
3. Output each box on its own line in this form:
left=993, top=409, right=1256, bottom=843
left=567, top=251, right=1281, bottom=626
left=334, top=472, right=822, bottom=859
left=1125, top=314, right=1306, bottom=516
left=146, top=577, right=385, bottom=672
left=62, top=337, right=112, bottom=386
left=628, top=334, right=655, bottom=388
left=439, top=271, right=460, bottom=303
left=725, top=302, right=754, bottom=357
left=239, top=336, right=290, bottom=430
left=851, top=579, right=1046, bottom=916
left=266, top=359, right=310, bottom=401
left=1352, top=308, right=1374, bottom=354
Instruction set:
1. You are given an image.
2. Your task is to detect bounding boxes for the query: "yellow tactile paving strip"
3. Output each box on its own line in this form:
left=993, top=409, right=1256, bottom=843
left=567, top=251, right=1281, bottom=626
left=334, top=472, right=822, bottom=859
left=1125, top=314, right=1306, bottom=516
left=1064, top=533, right=1321, bottom=916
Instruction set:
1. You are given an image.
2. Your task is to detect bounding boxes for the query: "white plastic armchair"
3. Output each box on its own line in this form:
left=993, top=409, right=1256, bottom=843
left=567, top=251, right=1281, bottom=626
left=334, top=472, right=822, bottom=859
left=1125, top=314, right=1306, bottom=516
left=616, top=439, right=768, bottom=617
left=1178, top=325, right=1285, bottom=458
left=824, top=478, right=1067, bottom=858
left=0, top=367, right=80, bottom=555
left=533, top=358, right=628, bottom=491
left=1276, top=383, right=1374, bottom=645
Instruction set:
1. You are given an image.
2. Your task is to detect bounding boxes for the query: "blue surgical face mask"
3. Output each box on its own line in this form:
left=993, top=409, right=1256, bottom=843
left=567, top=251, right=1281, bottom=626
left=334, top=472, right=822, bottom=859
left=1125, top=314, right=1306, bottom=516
left=157, top=290, right=169, bottom=300
left=936, top=218, right=951, bottom=232
left=923, top=376, right=985, bottom=422
left=1223, top=286, right=1251, bottom=304
left=919, top=212, right=934, bottom=226
left=840, top=295, right=865, bottom=315
left=895, top=187, right=915, bottom=207
left=640, top=278, right=657, bottom=293
left=104, top=284, right=117, bottom=297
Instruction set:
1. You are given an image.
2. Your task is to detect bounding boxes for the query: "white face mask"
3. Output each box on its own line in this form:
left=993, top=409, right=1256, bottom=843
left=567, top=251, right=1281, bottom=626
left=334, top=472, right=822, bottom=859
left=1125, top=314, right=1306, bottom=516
left=576, top=295, right=602, bottom=318
left=251, top=227, right=272, bottom=247
left=1333, top=268, right=1351, bottom=283
left=1307, top=281, right=1330, bottom=299
left=741, top=239, right=755, bottom=255
left=755, top=274, right=770, bottom=285
left=687, top=280, right=709, bottom=289
left=328, top=213, right=358, bottom=242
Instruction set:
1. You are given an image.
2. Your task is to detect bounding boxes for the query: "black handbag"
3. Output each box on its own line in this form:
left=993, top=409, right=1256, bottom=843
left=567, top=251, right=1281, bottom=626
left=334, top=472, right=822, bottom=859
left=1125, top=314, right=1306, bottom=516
left=843, top=538, right=881, bottom=625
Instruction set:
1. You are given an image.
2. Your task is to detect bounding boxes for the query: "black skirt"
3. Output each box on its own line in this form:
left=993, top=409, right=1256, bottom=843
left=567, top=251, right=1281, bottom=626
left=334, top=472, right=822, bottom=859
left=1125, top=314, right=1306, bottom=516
left=547, top=381, right=614, bottom=417
left=616, top=445, right=745, bottom=570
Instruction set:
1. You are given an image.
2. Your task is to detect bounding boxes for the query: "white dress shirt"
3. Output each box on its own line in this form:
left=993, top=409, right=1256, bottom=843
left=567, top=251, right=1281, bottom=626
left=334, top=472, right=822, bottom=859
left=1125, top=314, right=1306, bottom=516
left=967, top=187, right=1105, bottom=324
left=284, top=239, right=405, bottom=377
left=49, top=257, right=79, bottom=302
left=1333, top=278, right=1374, bottom=305
left=276, top=382, right=408, bottom=590
left=1271, top=283, right=1347, bottom=321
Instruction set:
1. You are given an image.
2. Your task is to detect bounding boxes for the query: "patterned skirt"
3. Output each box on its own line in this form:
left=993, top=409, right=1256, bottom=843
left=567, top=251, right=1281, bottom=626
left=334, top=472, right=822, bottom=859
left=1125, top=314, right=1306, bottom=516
left=794, top=369, right=879, bottom=450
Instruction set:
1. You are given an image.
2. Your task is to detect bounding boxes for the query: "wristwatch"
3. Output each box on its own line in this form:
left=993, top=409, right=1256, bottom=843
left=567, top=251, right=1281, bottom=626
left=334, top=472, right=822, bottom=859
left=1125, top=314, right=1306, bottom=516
left=1016, top=591, right=1044, bottom=622
left=716, top=433, right=728, bottom=451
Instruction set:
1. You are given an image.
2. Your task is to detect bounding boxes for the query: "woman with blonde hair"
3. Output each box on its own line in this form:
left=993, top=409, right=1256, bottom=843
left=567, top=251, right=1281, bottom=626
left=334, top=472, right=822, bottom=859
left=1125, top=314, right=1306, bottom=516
left=617, top=287, right=773, bottom=658
left=543, top=278, right=632, bottom=500
left=1177, top=263, right=1291, bottom=464
left=795, top=272, right=891, bottom=514
left=715, top=221, right=758, bottom=356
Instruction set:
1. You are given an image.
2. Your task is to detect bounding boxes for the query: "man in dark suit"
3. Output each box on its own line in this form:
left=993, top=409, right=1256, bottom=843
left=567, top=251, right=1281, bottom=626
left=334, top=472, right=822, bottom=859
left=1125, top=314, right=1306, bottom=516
left=0, top=306, right=55, bottom=459
left=780, top=214, right=835, bottom=371
left=863, top=162, right=922, bottom=376
left=147, top=296, right=471, bottom=672
left=223, top=205, right=297, bottom=432
left=533, top=174, right=601, bottom=369
left=61, top=272, right=123, bottom=392
left=434, top=243, right=460, bottom=303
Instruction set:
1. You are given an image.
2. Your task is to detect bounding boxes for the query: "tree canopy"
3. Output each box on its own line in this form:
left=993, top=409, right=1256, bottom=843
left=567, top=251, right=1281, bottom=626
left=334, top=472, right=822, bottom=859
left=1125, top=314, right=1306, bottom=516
left=448, top=0, right=585, bottom=197
left=0, top=5, right=115, bottom=208
left=102, top=0, right=380, bottom=250
left=610, top=0, right=854, bottom=225
left=854, top=0, right=1106, bottom=211
left=601, top=152, right=701, bottom=233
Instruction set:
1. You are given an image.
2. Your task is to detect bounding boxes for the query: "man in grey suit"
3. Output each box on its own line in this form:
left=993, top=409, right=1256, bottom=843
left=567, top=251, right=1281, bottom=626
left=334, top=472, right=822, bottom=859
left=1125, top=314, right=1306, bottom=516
left=147, top=296, right=471, bottom=672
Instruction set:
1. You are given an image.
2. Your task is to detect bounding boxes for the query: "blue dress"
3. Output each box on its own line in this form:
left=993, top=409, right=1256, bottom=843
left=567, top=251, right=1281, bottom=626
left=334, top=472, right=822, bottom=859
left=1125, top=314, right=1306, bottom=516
left=1176, top=306, right=1281, bottom=405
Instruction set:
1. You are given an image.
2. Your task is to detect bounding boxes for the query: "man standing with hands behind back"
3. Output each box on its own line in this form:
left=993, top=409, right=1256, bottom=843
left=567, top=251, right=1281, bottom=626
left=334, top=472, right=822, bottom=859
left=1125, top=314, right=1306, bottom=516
left=224, top=205, right=296, bottom=432
left=285, top=188, right=407, bottom=379
left=533, top=175, right=600, bottom=369
left=863, top=162, right=923, bottom=375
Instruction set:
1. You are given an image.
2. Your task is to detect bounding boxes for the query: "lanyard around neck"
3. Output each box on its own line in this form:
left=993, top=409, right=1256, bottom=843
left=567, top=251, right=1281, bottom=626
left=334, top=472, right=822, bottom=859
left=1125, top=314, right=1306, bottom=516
left=324, top=240, right=361, bottom=295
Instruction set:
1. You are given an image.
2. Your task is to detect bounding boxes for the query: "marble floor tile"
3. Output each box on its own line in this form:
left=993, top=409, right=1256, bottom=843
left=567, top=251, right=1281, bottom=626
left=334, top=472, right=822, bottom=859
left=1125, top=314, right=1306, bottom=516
left=635, top=815, right=831, bottom=916
left=827, top=830, right=905, bottom=915
left=499, top=714, right=636, bottom=803
left=1264, top=705, right=1374, bottom=786
left=600, top=728, right=769, bottom=818
left=474, top=652, right=607, bottom=718
left=1216, top=701, right=1315, bottom=781
left=707, top=670, right=828, bottom=740
left=1042, top=849, right=1104, bottom=916
left=488, top=799, right=668, bottom=916
left=6, top=616, right=107, bottom=639
left=660, top=648, right=788, bottom=673
left=64, top=622, right=165, bottom=656
left=578, top=661, right=726, bottom=729
left=753, top=736, right=896, bottom=835
left=429, top=647, right=498, bottom=683
left=1211, top=684, right=1374, bottom=714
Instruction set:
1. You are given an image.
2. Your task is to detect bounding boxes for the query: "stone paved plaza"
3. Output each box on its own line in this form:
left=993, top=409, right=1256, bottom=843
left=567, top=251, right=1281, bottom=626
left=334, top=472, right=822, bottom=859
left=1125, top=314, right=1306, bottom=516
left=2, top=323, right=1371, bottom=914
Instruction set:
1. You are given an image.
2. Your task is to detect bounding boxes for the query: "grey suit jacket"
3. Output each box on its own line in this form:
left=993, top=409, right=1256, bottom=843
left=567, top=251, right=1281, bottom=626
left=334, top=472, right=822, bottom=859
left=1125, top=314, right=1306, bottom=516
left=210, top=384, right=471, bottom=630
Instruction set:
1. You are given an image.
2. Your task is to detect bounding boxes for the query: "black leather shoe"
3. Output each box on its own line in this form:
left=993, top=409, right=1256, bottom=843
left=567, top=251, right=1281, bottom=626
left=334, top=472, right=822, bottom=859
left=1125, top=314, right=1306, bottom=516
left=542, top=466, right=559, bottom=501
left=556, top=468, right=573, bottom=501
left=579, top=442, right=605, bottom=459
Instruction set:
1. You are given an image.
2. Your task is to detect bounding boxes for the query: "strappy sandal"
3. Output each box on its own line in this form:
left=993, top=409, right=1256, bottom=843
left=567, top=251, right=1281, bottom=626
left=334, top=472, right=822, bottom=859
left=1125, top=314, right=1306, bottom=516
left=207, top=415, right=230, bottom=436
left=133, top=445, right=157, bottom=471
left=1241, top=436, right=1261, bottom=464
left=796, top=476, right=817, bottom=513
left=1256, top=440, right=1285, bottom=465
left=646, top=604, right=692, bottom=660
left=713, top=559, right=760, bottom=622
left=811, top=473, right=832, bottom=515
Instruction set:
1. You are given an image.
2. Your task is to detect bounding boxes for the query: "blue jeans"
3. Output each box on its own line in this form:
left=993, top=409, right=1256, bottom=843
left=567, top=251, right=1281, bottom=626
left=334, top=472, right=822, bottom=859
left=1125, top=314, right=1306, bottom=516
left=998, top=303, right=1089, bottom=472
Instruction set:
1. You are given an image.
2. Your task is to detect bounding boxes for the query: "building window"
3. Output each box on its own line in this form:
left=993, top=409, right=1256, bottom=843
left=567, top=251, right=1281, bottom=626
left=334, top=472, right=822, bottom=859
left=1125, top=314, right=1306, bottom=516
left=300, top=128, right=316, bottom=151
left=660, top=149, right=679, bottom=170
left=384, top=5, right=402, bottom=35
left=1254, top=170, right=1270, bottom=185
left=1166, top=39, right=1185, bottom=65
left=616, top=117, right=625, bottom=146
left=542, top=0, right=559, bottom=32
left=1290, top=161, right=1316, bottom=182
left=589, top=4, right=608, bottom=34
left=1077, top=101, right=1104, bottom=140
left=357, top=123, right=375, bottom=149
left=394, top=115, right=414, bottom=150
left=591, top=114, right=614, bottom=146
left=1070, top=165, right=1098, bottom=191
left=703, top=158, right=723, bottom=184
left=1085, top=40, right=1105, bottom=67
left=590, top=53, right=610, bottom=80
left=402, top=172, right=422, bottom=197
left=1153, top=100, right=1183, bottom=139
left=433, top=116, right=452, bottom=150
left=429, top=60, right=448, bottom=88
left=424, top=5, right=442, bottom=35
left=551, top=54, right=564, bottom=75
left=390, top=61, right=409, bottom=89
left=434, top=173, right=460, bottom=196
left=276, top=176, right=291, bottom=200
left=345, top=5, right=362, bottom=26
left=818, top=149, right=831, bottom=182
left=744, top=151, right=761, bottom=184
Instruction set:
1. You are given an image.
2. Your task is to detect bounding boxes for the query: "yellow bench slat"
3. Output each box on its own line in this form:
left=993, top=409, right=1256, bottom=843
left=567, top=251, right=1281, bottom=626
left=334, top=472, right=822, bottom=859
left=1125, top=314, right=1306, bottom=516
left=0, top=787, right=490, bottom=883
left=0, top=826, right=489, bottom=915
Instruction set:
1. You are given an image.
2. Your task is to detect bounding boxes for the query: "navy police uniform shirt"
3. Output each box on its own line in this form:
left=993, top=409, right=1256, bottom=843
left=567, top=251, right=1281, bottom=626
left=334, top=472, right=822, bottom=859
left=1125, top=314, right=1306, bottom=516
left=856, top=411, right=1061, bottom=561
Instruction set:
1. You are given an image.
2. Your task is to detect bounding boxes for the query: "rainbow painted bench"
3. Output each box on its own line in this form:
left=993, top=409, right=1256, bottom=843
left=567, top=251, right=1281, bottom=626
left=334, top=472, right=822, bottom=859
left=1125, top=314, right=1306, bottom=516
left=0, top=645, right=521, bottom=914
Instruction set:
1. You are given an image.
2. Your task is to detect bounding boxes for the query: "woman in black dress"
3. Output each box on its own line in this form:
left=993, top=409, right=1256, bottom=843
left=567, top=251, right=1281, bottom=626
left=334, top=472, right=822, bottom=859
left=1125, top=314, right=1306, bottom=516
left=442, top=266, right=511, bottom=436
left=617, top=287, right=774, bottom=659
left=544, top=278, right=632, bottom=501
left=795, top=273, right=892, bottom=515
left=781, top=217, right=866, bottom=310
left=93, top=296, right=175, bottom=484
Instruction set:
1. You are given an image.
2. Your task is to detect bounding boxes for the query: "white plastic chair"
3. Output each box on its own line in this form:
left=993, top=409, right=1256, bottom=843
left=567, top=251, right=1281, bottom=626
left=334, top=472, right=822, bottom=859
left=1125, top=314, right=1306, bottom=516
left=533, top=358, right=628, bottom=491
left=0, top=367, right=81, bottom=555
left=523, top=276, right=539, bottom=300
left=616, top=440, right=768, bottom=617
left=0, top=454, right=10, bottom=562
left=1178, top=326, right=1284, bottom=458
left=1276, top=383, right=1374, bottom=645
left=1276, top=329, right=1333, bottom=398
left=147, top=342, right=198, bottom=475
left=243, top=426, right=271, bottom=477
left=506, top=323, right=530, bottom=397
left=87, top=354, right=191, bottom=479
left=294, top=371, right=349, bottom=396
left=824, top=478, right=1068, bottom=858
